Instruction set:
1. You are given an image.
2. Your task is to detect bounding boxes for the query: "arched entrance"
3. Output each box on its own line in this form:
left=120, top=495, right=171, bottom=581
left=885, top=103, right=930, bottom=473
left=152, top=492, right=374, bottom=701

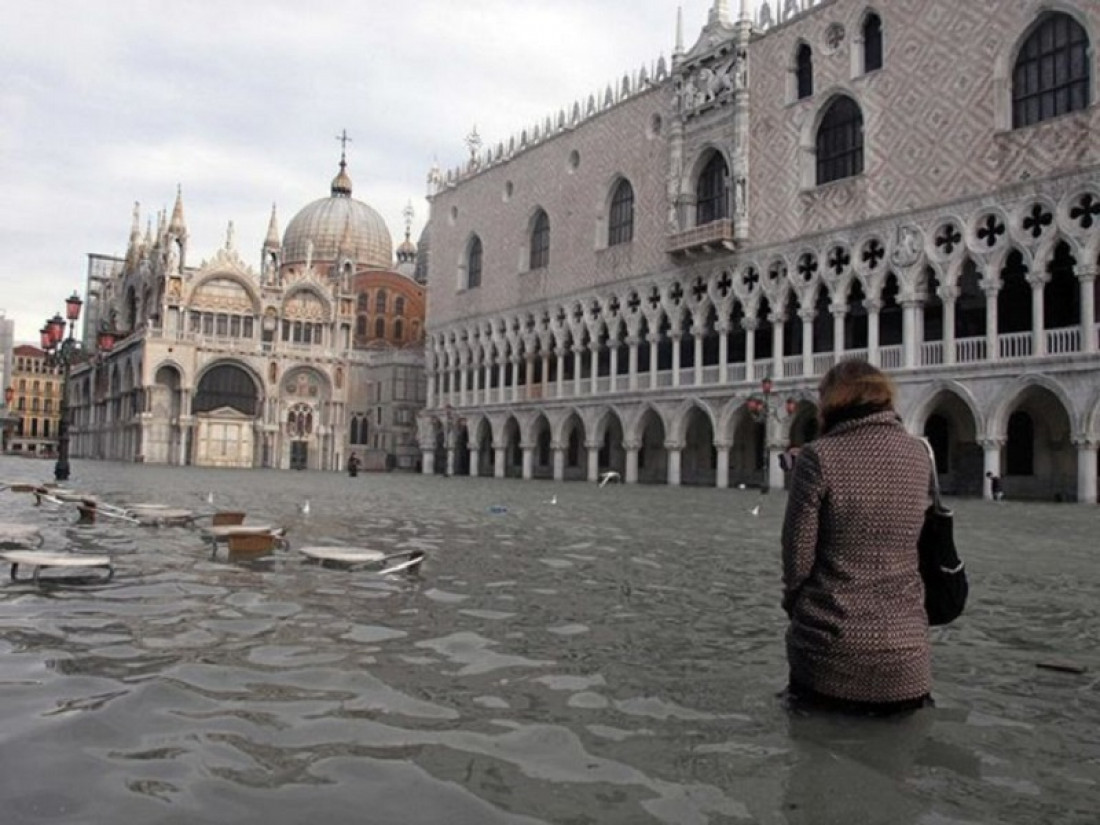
left=682, top=406, right=716, bottom=486
left=637, top=408, right=668, bottom=484
left=193, top=363, right=261, bottom=468
left=1000, top=385, right=1074, bottom=501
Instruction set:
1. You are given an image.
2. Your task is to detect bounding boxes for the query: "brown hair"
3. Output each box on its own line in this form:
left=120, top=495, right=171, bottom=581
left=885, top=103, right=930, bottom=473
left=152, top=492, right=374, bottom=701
left=817, top=360, right=897, bottom=433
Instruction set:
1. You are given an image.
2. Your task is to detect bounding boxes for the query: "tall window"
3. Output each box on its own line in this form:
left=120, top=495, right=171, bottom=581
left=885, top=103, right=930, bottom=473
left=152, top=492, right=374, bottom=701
left=863, top=13, right=883, bottom=72
left=376, top=289, right=387, bottom=313
left=1012, top=13, right=1090, bottom=128
left=374, top=318, right=386, bottom=339
left=467, top=235, right=483, bottom=288
left=816, top=96, right=864, bottom=185
left=696, top=153, right=729, bottom=225
left=395, top=297, right=405, bottom=316
left=357, top=293, right=369, bottom=312
left=530, top=210, right=550, bottom=270
left=608, top=179, right=635, bottom=246
left=796, top=43, right=814, bottom=99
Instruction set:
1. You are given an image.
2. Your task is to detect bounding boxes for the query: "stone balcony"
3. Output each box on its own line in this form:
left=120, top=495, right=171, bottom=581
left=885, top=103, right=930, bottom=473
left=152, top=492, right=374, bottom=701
left=666, top=219, right=735, bottom=257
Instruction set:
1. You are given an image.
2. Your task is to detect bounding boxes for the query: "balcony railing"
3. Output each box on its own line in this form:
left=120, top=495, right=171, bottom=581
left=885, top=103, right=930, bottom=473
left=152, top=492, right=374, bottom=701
left=666, top=220, right=735, bottom=256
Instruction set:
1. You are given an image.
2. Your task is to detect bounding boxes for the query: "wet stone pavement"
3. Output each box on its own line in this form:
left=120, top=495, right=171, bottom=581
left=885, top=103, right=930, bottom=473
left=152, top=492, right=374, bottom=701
left=0, top=456, right=1098, bottom=824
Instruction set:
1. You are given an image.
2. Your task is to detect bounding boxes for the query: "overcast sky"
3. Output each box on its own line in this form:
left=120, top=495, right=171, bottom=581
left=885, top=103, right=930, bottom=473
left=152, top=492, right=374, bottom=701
left=0, top=1, right=745, bottom=342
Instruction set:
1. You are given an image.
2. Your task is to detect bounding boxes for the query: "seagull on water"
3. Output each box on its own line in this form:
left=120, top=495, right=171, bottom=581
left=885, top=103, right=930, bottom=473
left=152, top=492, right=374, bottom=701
left=550, top=494, right=558, bottom=505
left=206, top=491, right=215, bottom=505
left=599, top=471, right=621, bottom=488
left=750, top=505, right=761, bottom=517
left=300, top=499, right=311, bottom=515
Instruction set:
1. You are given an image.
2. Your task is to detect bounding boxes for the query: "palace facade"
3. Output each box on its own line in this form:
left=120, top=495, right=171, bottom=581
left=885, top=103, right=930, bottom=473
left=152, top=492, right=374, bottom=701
left=69, top=152, right=427, bottom=471
left=421, top=0, right=1100, bottom=502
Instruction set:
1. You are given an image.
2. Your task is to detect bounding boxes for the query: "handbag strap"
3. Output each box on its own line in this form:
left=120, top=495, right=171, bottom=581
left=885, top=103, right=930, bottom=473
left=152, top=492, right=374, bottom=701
left=920, top=438, right=946, bottom=512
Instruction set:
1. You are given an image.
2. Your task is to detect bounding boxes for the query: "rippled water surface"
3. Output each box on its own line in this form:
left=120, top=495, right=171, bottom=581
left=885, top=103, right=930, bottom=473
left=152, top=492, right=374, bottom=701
left=1, top=457, right=1098, bottom=824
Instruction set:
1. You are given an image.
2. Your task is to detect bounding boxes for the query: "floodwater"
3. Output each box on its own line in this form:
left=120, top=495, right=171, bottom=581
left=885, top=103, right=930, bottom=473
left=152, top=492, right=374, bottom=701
left=0, top=457, right=1098, bottom=825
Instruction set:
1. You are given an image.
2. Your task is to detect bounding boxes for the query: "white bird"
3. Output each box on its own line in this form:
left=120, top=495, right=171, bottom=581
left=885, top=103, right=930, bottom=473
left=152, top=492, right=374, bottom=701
left=750, top=505, right=761, bottom=517
left=737, top=483, right=746, bottom=490
left=599, top=471, right=621, bottom=488
left=300, top=499, right=311, bottom=515
left=206, top=491, right=215, bottom=504
left=550, top=494, right=558, bottom=505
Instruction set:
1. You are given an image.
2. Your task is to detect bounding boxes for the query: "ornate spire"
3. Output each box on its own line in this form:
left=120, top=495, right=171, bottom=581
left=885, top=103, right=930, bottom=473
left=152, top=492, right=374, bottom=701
left=126, top=201, right=142, bottom=264
left=168, top=184, right=187, bottom=236
left=674, top=6, right=684, bottom=56
left=331, top=129, right=353, bottom=196
left=740, top=0, right=752, bottom=21
left=225, top=220, right=235, bottom=251
left=709, top=0, right=731, bottom=25
left=264, top=203, right=280, bottom=247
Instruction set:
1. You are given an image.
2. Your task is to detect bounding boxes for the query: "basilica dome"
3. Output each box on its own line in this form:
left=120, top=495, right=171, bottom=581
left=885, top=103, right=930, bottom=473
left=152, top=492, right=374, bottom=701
left=282, top=159, right=393, bottom=269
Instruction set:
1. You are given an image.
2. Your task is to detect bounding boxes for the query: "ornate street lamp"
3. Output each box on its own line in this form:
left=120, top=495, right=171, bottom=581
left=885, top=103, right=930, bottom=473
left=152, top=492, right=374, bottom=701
left=745, top=374, right=798, bottom=423
left=443, top=404, right=466, bottom=477
left=40, top=291, right=88, bottom=481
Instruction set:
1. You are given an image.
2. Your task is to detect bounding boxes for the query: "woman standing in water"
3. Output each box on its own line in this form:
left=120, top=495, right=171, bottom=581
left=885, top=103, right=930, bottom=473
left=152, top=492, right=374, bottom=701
left=781, top=361, right=933, bottom=714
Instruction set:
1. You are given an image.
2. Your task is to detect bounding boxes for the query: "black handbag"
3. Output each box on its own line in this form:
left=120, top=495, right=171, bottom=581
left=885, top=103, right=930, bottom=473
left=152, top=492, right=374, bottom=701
left=918, top=439, right=968, bottom=625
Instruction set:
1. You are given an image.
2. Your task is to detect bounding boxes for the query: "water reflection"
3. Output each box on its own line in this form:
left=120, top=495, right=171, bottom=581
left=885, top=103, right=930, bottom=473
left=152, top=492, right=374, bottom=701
left=0, top=458, right=1098, bottom=824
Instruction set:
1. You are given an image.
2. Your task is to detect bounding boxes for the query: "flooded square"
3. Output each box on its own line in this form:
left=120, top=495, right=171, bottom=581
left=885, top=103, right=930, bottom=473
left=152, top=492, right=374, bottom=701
left=1, top=457, right=1098, bottom=824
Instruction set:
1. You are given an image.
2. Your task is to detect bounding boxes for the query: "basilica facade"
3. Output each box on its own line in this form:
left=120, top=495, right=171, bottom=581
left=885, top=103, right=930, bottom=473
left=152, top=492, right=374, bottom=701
left=69, top=153, right=427, bottom=472
left=421, top=0, right=1100, bottom=502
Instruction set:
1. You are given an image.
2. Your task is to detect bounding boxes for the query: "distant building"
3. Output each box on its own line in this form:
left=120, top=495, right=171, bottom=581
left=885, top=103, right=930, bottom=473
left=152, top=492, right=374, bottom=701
left=69, top=149, right=427, bottom=471
left=422, top=0, right=1099, bottom=503
left=7, top=345, right=62, bottom=456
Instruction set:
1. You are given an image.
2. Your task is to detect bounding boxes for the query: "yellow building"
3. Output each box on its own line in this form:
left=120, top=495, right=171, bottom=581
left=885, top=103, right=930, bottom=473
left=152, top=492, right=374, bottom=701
left=8, top=345, right=63, bottom=456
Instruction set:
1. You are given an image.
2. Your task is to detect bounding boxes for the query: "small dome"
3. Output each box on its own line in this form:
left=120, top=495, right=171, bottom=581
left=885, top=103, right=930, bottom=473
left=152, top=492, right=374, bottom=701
left=281, top=159, right=393, bottom=269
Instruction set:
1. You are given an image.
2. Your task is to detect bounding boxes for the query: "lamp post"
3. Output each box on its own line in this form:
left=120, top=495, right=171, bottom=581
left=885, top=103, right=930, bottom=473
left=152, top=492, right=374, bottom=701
left=1, top=385, right=15, bottom=453
left=40, top=291, right=85, bottom=482
left=443, top=404, right=466, bottom=477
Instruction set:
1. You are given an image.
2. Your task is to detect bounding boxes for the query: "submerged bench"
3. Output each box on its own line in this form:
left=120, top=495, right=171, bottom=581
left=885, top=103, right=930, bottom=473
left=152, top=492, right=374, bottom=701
left=2, top=550, right=113, bottom=585
left=297, top=546, right=426, bottom=575
left=0, top=523, right=43, bottom=548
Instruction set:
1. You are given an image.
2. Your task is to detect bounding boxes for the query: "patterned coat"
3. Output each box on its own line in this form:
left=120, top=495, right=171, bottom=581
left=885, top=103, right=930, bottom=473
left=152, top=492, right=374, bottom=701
left=782, top=411, right=933, bottom=703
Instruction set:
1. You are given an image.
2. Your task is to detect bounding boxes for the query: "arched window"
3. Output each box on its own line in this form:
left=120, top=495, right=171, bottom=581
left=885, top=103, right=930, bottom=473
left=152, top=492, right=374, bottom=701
left=696, top=153, right=729, bottom=225
left=608, top=179, right=635, bottom=246
left=816, top=96, right=864, bottom=185
left=394, top=319, right=404, bottom=341
left=356, top=316, right=367, bottom=337
left=1012, top=12, right=1090, bottom=128
left=357, top=293, right=369, bottom=312
left=467, top=235, right=483, bottom=289
left=374, top=317, right=386, bottom=339
left=796, top=43, right=814, bottom=99
left=530, top=211, right=550, bottom=270
left=376, top=289, right=387, bottom=313
left=863, top=13, right=883, bottom=72
left=395, top=296, right=405, bottom=316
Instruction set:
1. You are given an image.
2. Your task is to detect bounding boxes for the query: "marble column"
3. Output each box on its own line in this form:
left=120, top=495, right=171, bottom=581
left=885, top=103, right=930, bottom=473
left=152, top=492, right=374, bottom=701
left=494, top=445, right=506, bottom=479
left=831, top=306, right=846, bottom=359
left=1030, top=279, right=1046, bottom=357
left=771, top=314, right=784, bottom=378
left=671, top=332, right=682, bottom=388
left=556, top=347, right=567, bottom=399
left=941, top=288, right=958, bottom=365
left=627, top=336, right=640, bottom=390
left=865, top=299, right=881, bottom=365
left=1080, top=267, right=1097, bottom=353
left=649, top=337, right=659, bottom=389
left=715, top=441, right=730, bottom=489
left=521, top=444, right=533, bottom=480
left=800, top=310, right=814, bottom=376
left=609, top=345, right=619, bottom=394
left=666, top=443, right=682, bottom=487
left=624, top=441, right=640, bottom=484
left=1074, top=438, right=1098, bottom=504
left=693, top=326, right=704, bottom=387
left=426, top=369, right=436, bottom=410
left=422, top=449, right=436, bottom=476
left=510, top=357, right=521, bottom=403
left=589, top=345, right=599, bottom=396
left=552, top=444, right=565, bottom=481
left=717, top=322, right=730, bottom=384
left=902, top=300, right=920, bottom=368
left=573, top=346, right=584, bottom=397
left=467, top=447, right=479, bottom=477
left=743, top=319, right=757, bottom=382
left=984, top=284, right=1000, bottom=362
left=586, top=441, right=600, bottom=483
